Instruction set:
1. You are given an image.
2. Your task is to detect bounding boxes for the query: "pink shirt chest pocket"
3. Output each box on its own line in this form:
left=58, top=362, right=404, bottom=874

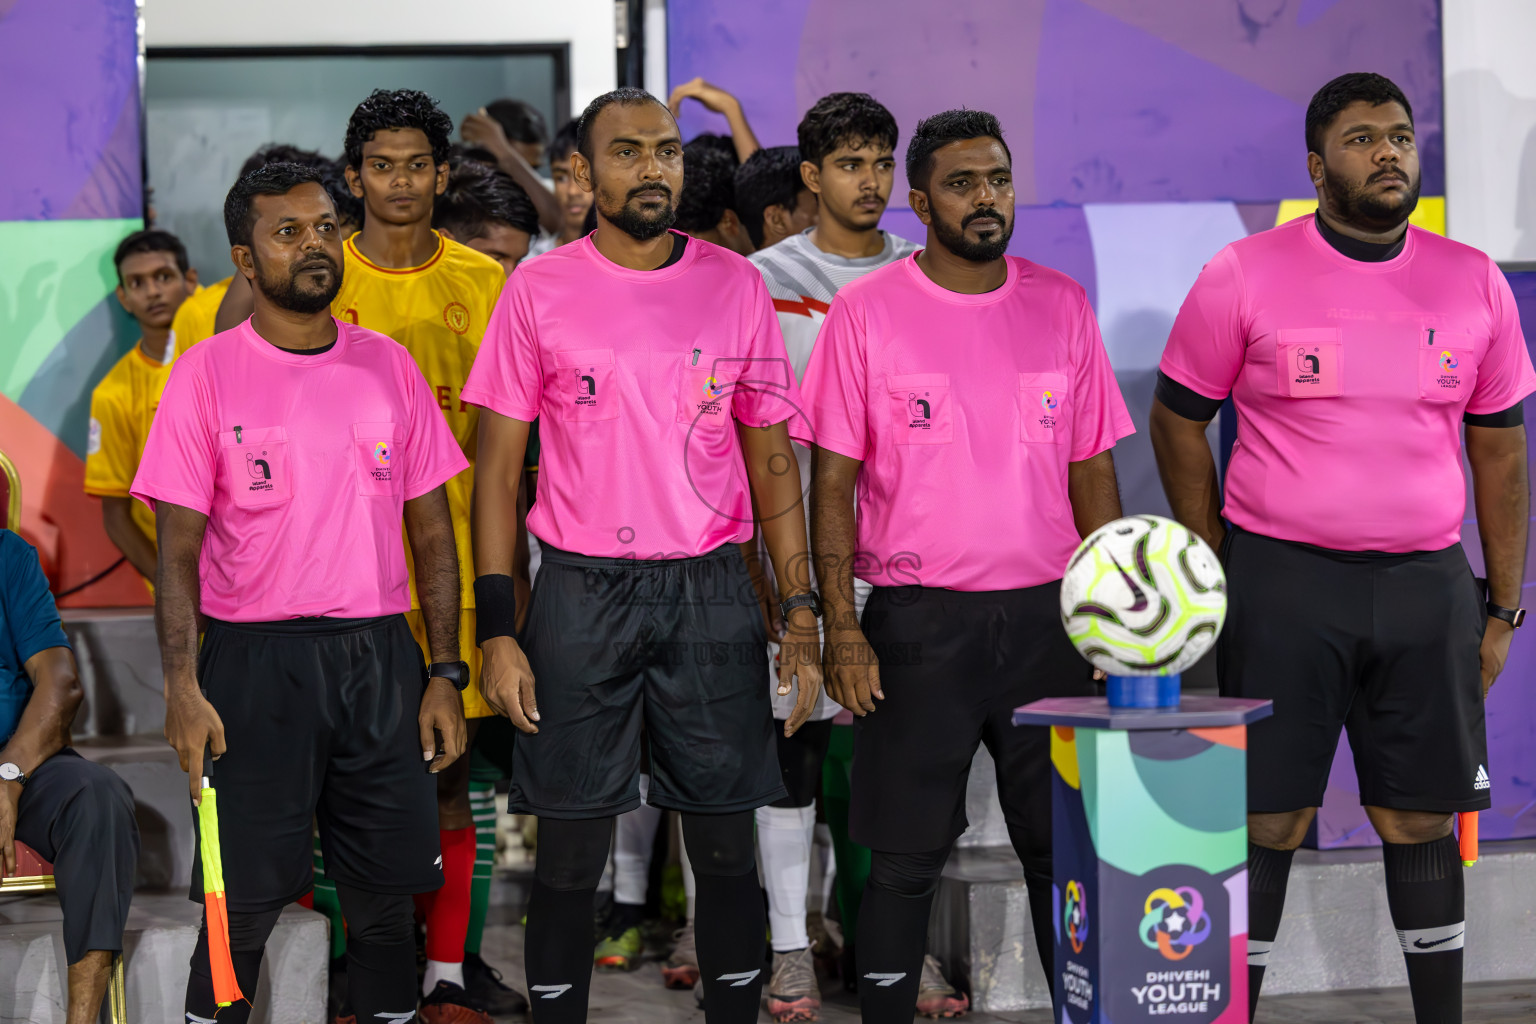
left=353, top=422, right=401, bottom=497
left=218, top=426, right=291, bottom=510
left=1275, top=328, right=1342, bottom=398
left=678, top=352, right=736, bottom=429
left=552, top=349, right=619, bottom=421
left=1018, top=372, right=1069, bottom=444
left=1418, top=329, right=1477, bottom=403
left=886, top=373, right=952, bottom=445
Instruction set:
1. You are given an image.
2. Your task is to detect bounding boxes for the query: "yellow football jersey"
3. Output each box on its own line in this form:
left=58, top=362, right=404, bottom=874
left=172, top=276, right=232, bottom=356
left=333, top=232, right=505, bottom=617
left=85, top=342, right=177, bottom=549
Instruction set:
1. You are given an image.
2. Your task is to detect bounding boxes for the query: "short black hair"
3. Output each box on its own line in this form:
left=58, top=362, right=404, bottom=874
left=239, top=143, right=330, bottom=180
left=113, top=229, right=189, bottom=284
left=550, top=118, right=580, bottom=163
left=576, top=87, right=671, bottom=161
left=734, top=146, right=807, bottom=248
left=224, top=162, right=329, bottom=248
left=905, top=108, right=1011, bottom=192
left=434, top=160, right=540, bottom=240
left=344, top=88, right=454, bottom=170
left=685, top=132, right=740, bottom=167
left=485, top=98, right=549, bottom=146
left=675, top=141, right=738, bottom=233
left=321, top=158, right=364, bottom=230
left=1305, top=72, right=1414, bottom=156
left=798, top=92, right=899, bottom=168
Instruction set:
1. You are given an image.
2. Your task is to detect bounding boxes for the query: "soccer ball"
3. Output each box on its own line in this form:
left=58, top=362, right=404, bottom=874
left=1059, top=515, right=1226, bottom=676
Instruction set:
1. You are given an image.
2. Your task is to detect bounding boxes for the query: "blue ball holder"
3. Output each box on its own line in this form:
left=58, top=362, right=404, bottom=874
left=1105, top=672, right=1182, bottom=708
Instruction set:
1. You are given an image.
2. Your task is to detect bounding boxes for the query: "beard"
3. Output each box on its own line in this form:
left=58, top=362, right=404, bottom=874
left=600, top=183, right=677, bottom=241
left=254, top=250, right=342, bottom=314
left=1323, top=163, right=1420, bottom=233
left=931, top=207, right=1013, bottom=263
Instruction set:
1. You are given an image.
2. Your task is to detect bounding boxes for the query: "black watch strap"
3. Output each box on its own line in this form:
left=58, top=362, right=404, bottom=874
left=1487, top=603, right=1526, bottom=628
left=429, top=661, right=472, bottom=691
left=780, top=592, right=823, bottom=620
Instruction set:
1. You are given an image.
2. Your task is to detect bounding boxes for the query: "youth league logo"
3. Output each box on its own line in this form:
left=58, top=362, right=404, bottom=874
left=1042, top=389, right=1059, bottom=412
left=373, top=441, right=391, bottom=466
left=1439, top=350, right=1459, bottom=372
left=1064, top=879, right=1089, bottom=954
left=1139, top=886, right=1212, bottom=961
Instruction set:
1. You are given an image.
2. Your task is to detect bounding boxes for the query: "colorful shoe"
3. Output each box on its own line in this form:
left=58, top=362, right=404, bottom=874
left=418, top=980, right=494, bottom=1024
left=594, top=924, right=644, bottom=971
left=766, top=947, right=821, bottom=1022
left=660, top=922, right=699, bottom=989
left=915, top=955, right=969, bottom=1019
left=462, top=952, right=530, bottom=1016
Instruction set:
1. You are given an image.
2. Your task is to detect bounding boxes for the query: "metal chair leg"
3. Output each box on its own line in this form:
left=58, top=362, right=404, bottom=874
left=108, top=951, right=126, bottom=1024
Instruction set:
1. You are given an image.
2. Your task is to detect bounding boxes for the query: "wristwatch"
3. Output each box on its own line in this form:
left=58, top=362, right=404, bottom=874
left=428, top=661, right=471, bottom=692
left=0, top=762, right=28, bottom=787
left=1487, top=603, right=1526, bottom=628
left=780, top=592, right=824, bottom=621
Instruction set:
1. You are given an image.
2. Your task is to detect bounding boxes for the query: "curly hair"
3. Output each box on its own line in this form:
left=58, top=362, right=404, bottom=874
left=344, top=88, right=454, bottom=169
left=434, top=160, right=541, bottom=239
left=798, top=92, right=899, bottom=169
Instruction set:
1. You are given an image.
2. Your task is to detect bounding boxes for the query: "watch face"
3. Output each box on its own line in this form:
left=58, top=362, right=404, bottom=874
left=0, top=763, right=19, bottom=781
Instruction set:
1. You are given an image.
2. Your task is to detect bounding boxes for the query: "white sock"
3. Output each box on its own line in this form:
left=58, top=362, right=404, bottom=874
left=613, top=776, right=663, bottom=906
left=757, top=804, right=816, bottom=953
left=423, top=958, right=464, bottom=994
left=813, top=821, right=836, bottom=914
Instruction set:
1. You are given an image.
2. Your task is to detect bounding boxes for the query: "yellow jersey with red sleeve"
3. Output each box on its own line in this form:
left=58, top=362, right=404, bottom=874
left=333, top=232, right=505, bottom=716
left=84, top=343, right=177, bottom=550
left=172, top=276, right=232, bottom=356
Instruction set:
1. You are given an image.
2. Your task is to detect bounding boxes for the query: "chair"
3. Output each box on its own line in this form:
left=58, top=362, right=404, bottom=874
left=0, top=447, right=19, bottom=532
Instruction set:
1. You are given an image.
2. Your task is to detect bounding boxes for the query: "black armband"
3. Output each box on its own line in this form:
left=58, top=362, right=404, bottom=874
left=1155, top=370, right=1225, bottom=423
left=1463, top=402, right=1525, bottom=428
left=474, top=574, right=518, bottom=645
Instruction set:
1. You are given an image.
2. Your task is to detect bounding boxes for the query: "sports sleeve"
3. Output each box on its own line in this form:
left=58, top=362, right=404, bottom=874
left=1465, top=260, right=1536, bottom=417
left=131, top=358, right=219, bottom=515
left=401, top=351, right=471, bottom=501
left=1158, top=246, right=1250, bottom=401
left=83, top=383, right=138, bottom=497
left=461, top=271, right=541, bottom=421
left=1069, top=288, right=1136, bottom=462
left=1, top=530, right=69, bottom=665
left=790, top=293, right=868, bottom=461
left=732, top=274, right=804, bottom=430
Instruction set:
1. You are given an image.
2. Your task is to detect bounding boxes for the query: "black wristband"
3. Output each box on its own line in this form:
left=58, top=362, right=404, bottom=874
left=474, top=574, right=519, bottom=646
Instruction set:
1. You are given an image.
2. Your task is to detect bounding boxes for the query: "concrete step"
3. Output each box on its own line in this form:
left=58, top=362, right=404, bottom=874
left=930, top=839, right=1536, bottom=1012
left=74, top=734, right=195, bottom=893
left=0, top=892, right=326, bottom=1023
left=61, top=609, right=164, bottom=740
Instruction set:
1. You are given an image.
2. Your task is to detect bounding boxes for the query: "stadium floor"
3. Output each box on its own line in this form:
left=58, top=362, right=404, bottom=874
left=475, top=922, right=1536, bottom=1022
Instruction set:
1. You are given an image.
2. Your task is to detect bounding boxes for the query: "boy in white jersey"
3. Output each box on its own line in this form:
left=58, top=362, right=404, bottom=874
left=749, top=92, right=956, bottom=1023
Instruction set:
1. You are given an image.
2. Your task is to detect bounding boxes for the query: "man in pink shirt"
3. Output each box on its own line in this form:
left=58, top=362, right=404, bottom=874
left=796, top=109, right=1134, bottom=1021
left=464, top=88, right=822, bottom=1024
left=131, top=163, right=471, bottom=1024
left=1152, top=74, right=1534, bottom=1024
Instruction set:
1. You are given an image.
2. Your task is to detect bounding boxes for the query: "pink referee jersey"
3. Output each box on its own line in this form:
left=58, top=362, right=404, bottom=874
left=1160, top=216, right=1536, bottom=552
left=131, top=319, right=468, bottom=621
left=461, top=232, right=804, bottom=558
left=793, top=254, right=1134, bottom=592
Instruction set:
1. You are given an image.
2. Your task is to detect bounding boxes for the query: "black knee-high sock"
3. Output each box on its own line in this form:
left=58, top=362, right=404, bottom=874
left=1007, top=824, right=1056, bottom=989
left=183, top=907, right=280, bottom=1024
left=694, top=868, right=769, bottom=1023
left=682, top=811, right=767, bottom=1024
left=525, top=817, right=613, bottom=1024
left=1246, top=842, right=1293, bottom=1020
left=1383, top=835, right=1464, bottom=1024
left=856, top=848, right=951, bottom=1024
left=335, top=885, right=418, bottom=1023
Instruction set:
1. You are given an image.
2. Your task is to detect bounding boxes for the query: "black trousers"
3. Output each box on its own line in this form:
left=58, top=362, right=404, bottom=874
left=14, top=748, right=140, bottom=963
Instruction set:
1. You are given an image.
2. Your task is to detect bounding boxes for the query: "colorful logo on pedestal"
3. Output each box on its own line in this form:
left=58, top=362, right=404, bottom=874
left=1139, top=886, right=1211, bottom=961
left=1065, top=879, right=1090, bottom=954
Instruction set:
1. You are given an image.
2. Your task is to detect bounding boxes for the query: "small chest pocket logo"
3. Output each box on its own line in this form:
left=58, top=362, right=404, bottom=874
left=1275, top=328, right=1342, bottom=398
left=354, top=423, right=401, bottom=496
left=1418, top=328, right=1475, bottom=403
left=554, top=349, right=619, bottom=421
left=886, top=374, right=952, bottom=445
left=218, top=426, right=291, bottom=510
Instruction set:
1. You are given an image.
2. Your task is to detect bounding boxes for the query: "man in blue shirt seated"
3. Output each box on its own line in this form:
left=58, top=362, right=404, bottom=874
left=1, top=528, right=139, bottom=1023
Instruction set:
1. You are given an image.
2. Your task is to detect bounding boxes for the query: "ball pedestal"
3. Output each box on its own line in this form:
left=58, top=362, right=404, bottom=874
left=1014, top=691, right=1272, bottom=1024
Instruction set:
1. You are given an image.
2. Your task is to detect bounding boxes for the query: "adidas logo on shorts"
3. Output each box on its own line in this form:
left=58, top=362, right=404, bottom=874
left=1473, top=765, right=1491, bottom=791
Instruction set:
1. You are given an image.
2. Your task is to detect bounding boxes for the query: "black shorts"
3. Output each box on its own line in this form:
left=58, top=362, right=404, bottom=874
left=850, top=582, right=1095, bottom=853
left=510, top=543, right=785, bottom=818
left=1218, top=528, right=1490, bottom=814
left=194, top=615, right=443, bottom=913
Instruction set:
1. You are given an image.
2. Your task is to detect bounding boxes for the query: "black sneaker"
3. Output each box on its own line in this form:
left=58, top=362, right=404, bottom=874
left=462, top=952, right=530, bottom=1016
left=419, top=980, right=493, bottom=1024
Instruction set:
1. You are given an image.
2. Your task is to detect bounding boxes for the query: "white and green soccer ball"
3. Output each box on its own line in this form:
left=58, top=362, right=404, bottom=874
left=1059, top=515, right=1227, bottom=677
